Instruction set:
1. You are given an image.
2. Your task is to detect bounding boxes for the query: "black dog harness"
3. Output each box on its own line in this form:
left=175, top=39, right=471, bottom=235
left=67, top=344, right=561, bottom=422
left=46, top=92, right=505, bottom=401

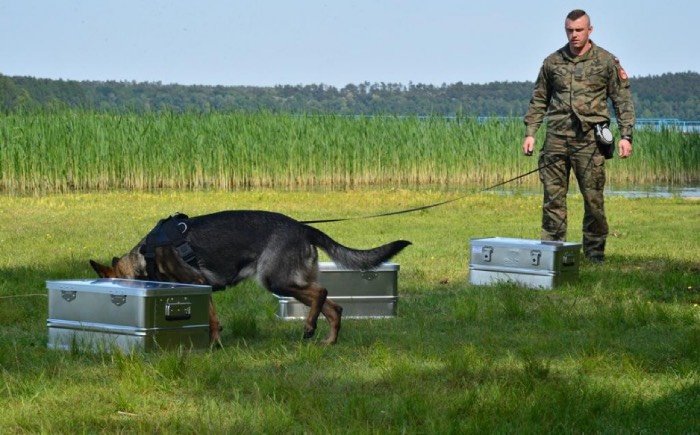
left=139, top=213, right=198, bottom=281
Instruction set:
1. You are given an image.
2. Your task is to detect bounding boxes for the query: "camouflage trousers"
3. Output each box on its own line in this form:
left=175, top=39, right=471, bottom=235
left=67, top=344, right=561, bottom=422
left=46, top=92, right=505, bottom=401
left=538, top=132, right=608, bottom=258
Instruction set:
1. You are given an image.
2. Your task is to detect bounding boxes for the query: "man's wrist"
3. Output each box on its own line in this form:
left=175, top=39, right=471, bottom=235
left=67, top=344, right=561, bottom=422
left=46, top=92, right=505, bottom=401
left=621, top=135, right=633, bottom=143
left=525, top=126, right=538, bottom=138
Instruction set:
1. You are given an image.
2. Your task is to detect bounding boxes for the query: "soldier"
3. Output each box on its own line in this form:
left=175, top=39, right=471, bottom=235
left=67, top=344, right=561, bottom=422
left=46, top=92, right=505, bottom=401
left=522, top=9, right=635, bottom=263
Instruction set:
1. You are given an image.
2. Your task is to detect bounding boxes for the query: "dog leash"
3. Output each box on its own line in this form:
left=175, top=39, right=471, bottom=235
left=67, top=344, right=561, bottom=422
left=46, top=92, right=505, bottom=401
left=300, top=141, right=596, bottom=225
left=0, top=294, right=47, bottom=300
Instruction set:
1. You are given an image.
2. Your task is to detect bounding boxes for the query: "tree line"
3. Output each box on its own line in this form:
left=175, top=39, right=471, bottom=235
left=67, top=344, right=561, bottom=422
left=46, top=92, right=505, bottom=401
left=1, top=71, right=698, bottom=120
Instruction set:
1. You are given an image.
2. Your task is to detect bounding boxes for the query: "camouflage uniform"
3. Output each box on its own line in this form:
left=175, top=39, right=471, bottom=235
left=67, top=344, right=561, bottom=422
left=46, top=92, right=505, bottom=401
left=524, top=41, right=635, bottom=259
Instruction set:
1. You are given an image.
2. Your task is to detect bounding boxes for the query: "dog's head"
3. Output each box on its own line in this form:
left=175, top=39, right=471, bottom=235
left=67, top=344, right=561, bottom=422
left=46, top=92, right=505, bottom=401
left=90, top=252, right=147, bottom=279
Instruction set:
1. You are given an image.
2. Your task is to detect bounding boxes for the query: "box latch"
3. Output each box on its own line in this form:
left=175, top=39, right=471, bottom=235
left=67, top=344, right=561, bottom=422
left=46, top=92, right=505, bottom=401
left=165, top=299, right=192, bottom=321
left=61, top=290, right=77, bottom=302
left=530, top=250, right=541, bottom=266
left=482, top=246, right=493, bottom=262
left=562, top=252, right=576, bottom=266
left=110, top=294, right=127, bottom=306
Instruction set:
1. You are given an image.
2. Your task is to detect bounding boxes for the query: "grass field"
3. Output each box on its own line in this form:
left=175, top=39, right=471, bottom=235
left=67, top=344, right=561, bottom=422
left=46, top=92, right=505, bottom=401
left=1, top=190, right=698, bottom=432
left=1, top=111, right=698, bottom=194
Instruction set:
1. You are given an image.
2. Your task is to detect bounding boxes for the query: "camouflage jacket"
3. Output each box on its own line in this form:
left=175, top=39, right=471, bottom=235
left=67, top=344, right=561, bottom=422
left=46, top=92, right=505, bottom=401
left=524, top=41, right=635, bottom=138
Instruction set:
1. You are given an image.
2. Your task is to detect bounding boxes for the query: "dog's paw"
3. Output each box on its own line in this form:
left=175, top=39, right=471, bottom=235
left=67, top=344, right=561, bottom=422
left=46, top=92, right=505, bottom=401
left=303, top=327, right=316, bottom=339
left=209, top=326, right=223, bottom=350
left=321, top=337, right=338, bottom=346
left=209, top=337, right=224, bottom=351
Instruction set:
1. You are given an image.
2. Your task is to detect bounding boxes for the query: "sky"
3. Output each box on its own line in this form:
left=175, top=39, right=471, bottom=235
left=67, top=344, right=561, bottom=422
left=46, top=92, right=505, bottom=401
left=1, top=0, right=696, bottom=88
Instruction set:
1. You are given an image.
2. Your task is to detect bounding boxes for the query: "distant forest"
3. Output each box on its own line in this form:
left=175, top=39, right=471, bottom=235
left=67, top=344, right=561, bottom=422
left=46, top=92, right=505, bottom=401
left=1, top=71, right=698, bottom=120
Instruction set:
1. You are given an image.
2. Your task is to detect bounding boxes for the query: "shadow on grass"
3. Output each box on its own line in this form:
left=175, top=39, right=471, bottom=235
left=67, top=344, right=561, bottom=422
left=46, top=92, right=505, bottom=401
left=1, top=253, right=698, bottom=431
left=586, top=253, right=699, bottom=302
left=1, top=251, right=697, bottom=346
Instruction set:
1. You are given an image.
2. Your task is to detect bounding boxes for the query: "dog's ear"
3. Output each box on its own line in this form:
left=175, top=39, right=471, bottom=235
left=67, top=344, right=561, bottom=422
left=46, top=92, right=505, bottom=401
left=90, top=259, right=116, bottom=278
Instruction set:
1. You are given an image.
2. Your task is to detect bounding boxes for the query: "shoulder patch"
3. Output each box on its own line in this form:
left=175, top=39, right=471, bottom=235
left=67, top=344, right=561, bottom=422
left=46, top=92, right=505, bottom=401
left=614, top=57, right=629, bottom=80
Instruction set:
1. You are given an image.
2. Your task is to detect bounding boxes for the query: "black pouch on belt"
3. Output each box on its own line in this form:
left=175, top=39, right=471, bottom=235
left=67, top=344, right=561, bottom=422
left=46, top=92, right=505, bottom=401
left=593, top=123, right=615, bottom=159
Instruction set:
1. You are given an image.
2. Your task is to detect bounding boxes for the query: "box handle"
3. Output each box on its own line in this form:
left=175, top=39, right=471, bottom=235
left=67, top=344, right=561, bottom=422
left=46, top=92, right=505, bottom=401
left=165, top=301, right=192, bottom=321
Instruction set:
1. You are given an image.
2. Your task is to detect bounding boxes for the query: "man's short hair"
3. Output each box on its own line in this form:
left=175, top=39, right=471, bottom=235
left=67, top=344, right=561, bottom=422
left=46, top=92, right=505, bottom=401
left=566, top=9, right=588, bottom=22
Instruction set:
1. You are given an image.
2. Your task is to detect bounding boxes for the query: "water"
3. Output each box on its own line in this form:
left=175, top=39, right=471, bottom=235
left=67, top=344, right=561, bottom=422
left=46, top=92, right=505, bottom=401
left=301, top=183, right=700, bottom=199
left=605, top=186, right=699, bottom=199
left=489, top=185, right=700, bottom=199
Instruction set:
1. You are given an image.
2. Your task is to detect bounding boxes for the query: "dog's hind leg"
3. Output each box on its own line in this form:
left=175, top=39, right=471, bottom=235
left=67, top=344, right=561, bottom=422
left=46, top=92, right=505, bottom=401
left=284, top=283, right=328, bottom=340
left=283, top=284, right=344, bottom=344
left=320, top=298, right=343, bottom=345
left=303, top=284, right=328, bottom=339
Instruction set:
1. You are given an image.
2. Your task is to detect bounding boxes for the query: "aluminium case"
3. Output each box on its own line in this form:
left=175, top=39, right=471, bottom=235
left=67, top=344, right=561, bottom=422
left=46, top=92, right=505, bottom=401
left=47, top=278, right=211, bottom=352
left=469, top=237, right=581, bottom=289
left=275, top=262, right=399, bottom=319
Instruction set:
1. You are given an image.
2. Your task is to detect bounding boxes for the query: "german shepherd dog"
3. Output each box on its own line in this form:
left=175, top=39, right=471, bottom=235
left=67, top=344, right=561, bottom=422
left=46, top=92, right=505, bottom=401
left=90, top=210, right=410, bottom=345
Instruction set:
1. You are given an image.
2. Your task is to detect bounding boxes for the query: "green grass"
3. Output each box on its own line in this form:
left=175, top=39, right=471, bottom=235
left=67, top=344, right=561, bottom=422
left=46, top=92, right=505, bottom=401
left=1, top=190, right=698, bottom=432
left=1, top=111, right=698, bottom=194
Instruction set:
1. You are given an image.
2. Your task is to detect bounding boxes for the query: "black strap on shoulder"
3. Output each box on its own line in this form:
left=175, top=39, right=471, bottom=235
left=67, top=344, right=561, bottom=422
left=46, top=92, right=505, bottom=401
left=139, top=213, right=198, bottom=281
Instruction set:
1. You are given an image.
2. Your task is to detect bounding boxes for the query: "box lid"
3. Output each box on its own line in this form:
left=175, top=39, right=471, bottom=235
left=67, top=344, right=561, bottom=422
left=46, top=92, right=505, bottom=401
left=318, top=261, right=399, bottom=272
left=470, top=237, right=581, bottom=251
left=46, top=279, right=211, bottom=296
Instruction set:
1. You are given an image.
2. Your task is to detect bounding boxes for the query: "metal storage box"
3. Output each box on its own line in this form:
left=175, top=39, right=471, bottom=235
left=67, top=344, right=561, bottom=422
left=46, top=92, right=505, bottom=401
left=469, top=237, right=581, bottom=289
left=47, top=279, right=211, bottom=353
left=275, top=262, right=399, bottom=319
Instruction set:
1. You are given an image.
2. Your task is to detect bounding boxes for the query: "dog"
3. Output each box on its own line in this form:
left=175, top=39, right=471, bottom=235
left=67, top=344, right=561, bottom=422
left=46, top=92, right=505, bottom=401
left=89, top=210, right=410, bottom=345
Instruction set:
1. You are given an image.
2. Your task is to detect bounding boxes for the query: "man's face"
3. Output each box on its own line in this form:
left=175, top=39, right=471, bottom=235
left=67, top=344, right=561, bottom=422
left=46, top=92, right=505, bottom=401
left=565, top=16, right=592, bottom=51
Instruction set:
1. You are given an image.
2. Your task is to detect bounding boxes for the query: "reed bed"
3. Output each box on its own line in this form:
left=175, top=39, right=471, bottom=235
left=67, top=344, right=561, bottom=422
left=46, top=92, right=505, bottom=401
left=0, top=110, right=697, bottom=194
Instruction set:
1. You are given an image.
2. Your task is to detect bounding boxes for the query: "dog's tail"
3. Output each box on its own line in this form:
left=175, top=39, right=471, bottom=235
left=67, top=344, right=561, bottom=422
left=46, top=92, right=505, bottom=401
left=304, top=225, right=411, bottom=270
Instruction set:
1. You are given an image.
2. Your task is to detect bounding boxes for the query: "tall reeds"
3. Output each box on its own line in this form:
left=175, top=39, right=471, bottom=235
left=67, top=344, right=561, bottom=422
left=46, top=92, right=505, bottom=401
left=0, top=110, right=697, bottom=194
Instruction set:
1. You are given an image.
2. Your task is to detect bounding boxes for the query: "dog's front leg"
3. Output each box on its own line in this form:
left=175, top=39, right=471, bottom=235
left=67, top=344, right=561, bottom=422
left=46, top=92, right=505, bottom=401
left=208, top=294, right=223, bottom=349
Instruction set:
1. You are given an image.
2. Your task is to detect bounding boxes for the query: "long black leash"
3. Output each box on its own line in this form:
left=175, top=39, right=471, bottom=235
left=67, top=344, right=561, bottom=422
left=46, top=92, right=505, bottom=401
left=300, top=142, right=595, bottom=225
